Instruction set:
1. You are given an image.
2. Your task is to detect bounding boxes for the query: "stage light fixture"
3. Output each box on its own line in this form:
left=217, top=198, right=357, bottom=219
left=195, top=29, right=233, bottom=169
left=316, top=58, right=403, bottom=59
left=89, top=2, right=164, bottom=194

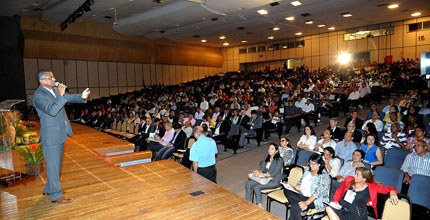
left=59, top=0, right=95, bottom=31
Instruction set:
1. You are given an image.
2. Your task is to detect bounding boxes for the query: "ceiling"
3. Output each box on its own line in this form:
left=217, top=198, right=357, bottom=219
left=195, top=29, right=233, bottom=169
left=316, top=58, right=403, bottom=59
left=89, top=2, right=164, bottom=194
left=1, top=0, right=429, bottom=47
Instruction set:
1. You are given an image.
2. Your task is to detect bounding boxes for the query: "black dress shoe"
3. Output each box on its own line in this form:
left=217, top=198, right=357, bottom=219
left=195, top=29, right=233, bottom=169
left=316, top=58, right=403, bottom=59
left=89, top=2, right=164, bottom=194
left=233, top=150, right=237, bottom=154
left=43, top=191, right=66, bottom=196
left=238, top=146, right=244, bottom=149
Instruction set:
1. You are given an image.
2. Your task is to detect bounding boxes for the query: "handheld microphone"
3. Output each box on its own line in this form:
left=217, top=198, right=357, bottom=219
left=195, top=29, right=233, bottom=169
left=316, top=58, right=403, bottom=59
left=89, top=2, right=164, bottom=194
left=54, top=82, right=60, bottom=87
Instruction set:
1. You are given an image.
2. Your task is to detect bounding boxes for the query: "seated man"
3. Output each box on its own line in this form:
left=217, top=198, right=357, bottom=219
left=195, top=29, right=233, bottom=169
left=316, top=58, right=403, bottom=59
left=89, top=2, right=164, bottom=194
left=400, top=140, right=430, bottom=193
left=302, top=99, right=315, bottom=126
left=335, top=131, right=358, bottom=161
left=346, top=122, right=362, bottom=143
left=380, top=122, right=407, bottom=150
left=284, top=99, right=301, bottom=133
left=155, top=123, right=186, bottom=161
left=148, top=122, right=175, bottom=159
left=328, top=117, right=345, bottom=141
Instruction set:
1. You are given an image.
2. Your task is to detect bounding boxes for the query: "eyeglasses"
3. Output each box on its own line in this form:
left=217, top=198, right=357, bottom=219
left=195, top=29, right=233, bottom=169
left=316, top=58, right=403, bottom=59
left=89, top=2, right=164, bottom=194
left=41, top=77, right=55, bottom=81
left=280, top=140, right=286, bottom=142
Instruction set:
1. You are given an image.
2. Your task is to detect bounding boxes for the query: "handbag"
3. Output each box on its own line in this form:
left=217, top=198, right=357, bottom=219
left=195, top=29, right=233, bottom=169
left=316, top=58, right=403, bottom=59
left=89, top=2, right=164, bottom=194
left=248, top=173, right=273, bottom=185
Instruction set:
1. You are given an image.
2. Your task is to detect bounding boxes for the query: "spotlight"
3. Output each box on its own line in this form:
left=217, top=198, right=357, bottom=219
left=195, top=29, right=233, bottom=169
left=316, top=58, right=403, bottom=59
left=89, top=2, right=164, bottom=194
left=338, top=52, right=351, bottom=65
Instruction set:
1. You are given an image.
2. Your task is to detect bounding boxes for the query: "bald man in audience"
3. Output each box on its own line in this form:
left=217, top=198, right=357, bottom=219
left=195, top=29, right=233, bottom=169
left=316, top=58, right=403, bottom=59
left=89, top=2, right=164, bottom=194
left=335, top=131, right=358, bottom=161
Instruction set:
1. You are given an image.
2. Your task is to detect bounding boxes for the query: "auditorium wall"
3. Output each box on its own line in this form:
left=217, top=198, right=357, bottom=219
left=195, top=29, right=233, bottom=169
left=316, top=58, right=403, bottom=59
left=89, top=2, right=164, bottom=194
left=21, top=15, right=223, bottom=104
left=221, top=16, right=430, bottom=72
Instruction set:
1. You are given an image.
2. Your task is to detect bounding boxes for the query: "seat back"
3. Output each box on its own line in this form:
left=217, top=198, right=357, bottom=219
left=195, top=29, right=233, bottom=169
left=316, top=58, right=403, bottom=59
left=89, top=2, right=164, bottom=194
left=111, top=120, right=117, bottom=129
left=407, top=174, right=430, bottom=209
left=195, top=119, right=203, bottom=126
left=121, top=121, right=127, bottom=132
left=186, top=138, right=196, bottom=149
left=116, top=120, right=122, bottom=130
left=287, top=166, right=304, bottom=186
left=134, top=124, right=140, bottom=135
left=295, top=150, right=314, bottom=165
left=374, top=166, right=404, bottom=192
left=129, top=123, right=134, bottom=134
left=384, top=148, right=410, bottom=169
left=381, top=197, right=411, bottom=220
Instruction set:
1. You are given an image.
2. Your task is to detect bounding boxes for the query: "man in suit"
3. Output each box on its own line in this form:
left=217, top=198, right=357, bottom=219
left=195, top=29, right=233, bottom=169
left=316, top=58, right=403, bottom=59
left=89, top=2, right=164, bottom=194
left=33, top=70, right=90, bottom=204
left=328, top=118, right=345, bottom=141
left=344, top=110, right=364, bottom=129
left=155, top=123, right=186, bottom=160
left=212, top=115, right=231, bottom=152
left=135, top=117, right=156, bottom=151
left=236, top=108, right=250, bottom=149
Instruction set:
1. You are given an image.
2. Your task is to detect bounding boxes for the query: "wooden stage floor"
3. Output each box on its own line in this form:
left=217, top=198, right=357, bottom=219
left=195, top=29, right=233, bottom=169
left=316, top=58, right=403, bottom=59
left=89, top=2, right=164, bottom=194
left=1, top=123, right=279, bottom=220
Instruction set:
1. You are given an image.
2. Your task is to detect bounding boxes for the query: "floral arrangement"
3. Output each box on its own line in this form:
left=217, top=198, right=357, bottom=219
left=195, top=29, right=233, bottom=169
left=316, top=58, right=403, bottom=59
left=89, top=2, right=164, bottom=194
left=15, top=143, right=44, bottom=164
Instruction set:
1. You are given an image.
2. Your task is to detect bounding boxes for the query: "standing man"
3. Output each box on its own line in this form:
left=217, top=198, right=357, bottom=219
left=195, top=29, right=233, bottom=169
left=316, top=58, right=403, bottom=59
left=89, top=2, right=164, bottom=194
left=189, top=126, right=218, bottom=183
left=33, top=70, right=90, bottom=204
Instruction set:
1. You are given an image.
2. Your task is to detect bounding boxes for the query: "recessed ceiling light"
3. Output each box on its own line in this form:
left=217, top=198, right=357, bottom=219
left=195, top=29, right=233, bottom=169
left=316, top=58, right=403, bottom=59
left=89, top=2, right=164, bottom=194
left=267, top=36, right=274, bottom=39
left=341, top=13, right=352, bottom=17
left=241, top=40, right=247, bottom=43
left=222, top=42, right=229, bottom=46
left=285, top=16, right=295, bottom=21
left=388, top=4, right=399, bottom=9
left=110, top=7, right=115, bottom=10
left=305, top=20, right=314, bottom=24
left=92, top=14, right=98, bottom=17
left=257, top=9, right=268, bottom=15
left=411, top=12, right=421, bottom=17
left=219, top=36, right=226, bottom=39
left=31, top=3, right=39, bottom=6
left=273, top=27, right=280, bottom=31
left=21, top=9, right=28, bottom=12
left=317, top=24, right=326, bottom=27
left=295, top=32, right=302, bottom=36
left=201, top=39, right=207, bottom=43
left=291, top=1, right=302, bottom=7
left=328, top=26, right=335, bottom=30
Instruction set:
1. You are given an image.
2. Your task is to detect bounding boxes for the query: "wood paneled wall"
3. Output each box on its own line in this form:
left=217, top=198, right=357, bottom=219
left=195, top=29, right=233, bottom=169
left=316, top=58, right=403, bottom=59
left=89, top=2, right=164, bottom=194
left=20, top=15, right=224, bottom=105
left=24, top=58, right=222, bottom=105
left=222, top=16, right=430, bottom=71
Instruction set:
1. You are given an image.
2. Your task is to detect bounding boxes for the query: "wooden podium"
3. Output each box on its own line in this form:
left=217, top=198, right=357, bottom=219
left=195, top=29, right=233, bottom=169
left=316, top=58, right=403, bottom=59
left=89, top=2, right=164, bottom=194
left=0, top=99, right=35, bottom=187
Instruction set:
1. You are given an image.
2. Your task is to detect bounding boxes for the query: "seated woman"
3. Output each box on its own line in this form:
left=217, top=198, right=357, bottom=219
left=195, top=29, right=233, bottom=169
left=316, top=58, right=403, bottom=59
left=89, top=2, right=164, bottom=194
left=283, top=153, right=331, bottom=220
left=336, top=149, right=366, bottom=182
left=245, top=143, right=283, bottom=208
left=279, top=135, right=294, bottom=166
left=297, top=125, right=317, bottom=151
left=315, top=129, right=337, bottom=152
left=326, top=167, right=399, bottom=220
left=322, top=147, right=341, bottom=178
left=361, top=134, right=383, bottom=167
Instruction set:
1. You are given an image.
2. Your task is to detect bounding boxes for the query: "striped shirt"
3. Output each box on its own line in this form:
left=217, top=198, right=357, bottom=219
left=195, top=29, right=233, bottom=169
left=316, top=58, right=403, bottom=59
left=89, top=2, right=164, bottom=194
left=400, top=152, right=430, bottom=177
left=380, top=132, right=408, bottom=149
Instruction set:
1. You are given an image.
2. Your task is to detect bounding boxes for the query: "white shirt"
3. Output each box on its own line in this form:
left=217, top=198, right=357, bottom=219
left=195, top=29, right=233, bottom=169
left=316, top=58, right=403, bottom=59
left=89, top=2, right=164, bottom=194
left=362, top=119, right=384, bottom=132
left=303, top=103, right=315, bottom=113
left=200, top=101, right=209, bottom=111
left=43, top=86, right=56, bottom=98
left=297, top=135, right=317, bottom=151
left=300, top=173, right=315, bottom=197
left=348, top=91, right=360, bottom=100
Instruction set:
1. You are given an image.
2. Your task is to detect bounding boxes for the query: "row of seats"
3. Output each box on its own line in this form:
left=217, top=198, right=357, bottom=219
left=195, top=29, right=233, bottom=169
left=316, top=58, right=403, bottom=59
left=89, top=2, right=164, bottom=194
left=263, top=164, right=429, bottom=220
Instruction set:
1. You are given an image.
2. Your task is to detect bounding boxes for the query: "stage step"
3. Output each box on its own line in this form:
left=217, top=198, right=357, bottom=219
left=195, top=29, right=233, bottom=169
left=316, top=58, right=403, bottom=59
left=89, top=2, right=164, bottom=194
left=94, top=144, right=135, bottom=157
left=106, top=151, right=152, bottom=167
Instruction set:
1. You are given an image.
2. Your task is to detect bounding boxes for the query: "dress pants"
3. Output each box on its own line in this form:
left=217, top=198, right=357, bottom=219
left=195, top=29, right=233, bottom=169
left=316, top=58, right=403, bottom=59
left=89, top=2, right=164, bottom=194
left=197, top=164, right=217, bottom=183
left=43, top=143, right=65, bottom=201
left=283, top=189, right=315, bottom=220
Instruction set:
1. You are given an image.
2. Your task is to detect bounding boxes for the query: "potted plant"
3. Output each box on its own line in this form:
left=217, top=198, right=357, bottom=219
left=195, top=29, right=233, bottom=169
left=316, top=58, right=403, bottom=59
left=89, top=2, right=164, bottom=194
left=15, top=143, right=44, bottom=175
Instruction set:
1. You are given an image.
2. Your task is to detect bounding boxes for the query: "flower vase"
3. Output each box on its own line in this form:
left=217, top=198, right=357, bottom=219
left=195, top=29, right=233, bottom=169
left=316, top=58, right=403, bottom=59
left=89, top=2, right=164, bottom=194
left=25, top=163, right=44, bottom=176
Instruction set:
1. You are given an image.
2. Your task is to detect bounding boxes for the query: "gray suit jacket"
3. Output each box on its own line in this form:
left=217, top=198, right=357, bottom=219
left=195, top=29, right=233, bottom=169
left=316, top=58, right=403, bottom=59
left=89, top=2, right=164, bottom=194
left=33, top=86, right=86, bottom=146
left=260, top=157, right=283, bottom=184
